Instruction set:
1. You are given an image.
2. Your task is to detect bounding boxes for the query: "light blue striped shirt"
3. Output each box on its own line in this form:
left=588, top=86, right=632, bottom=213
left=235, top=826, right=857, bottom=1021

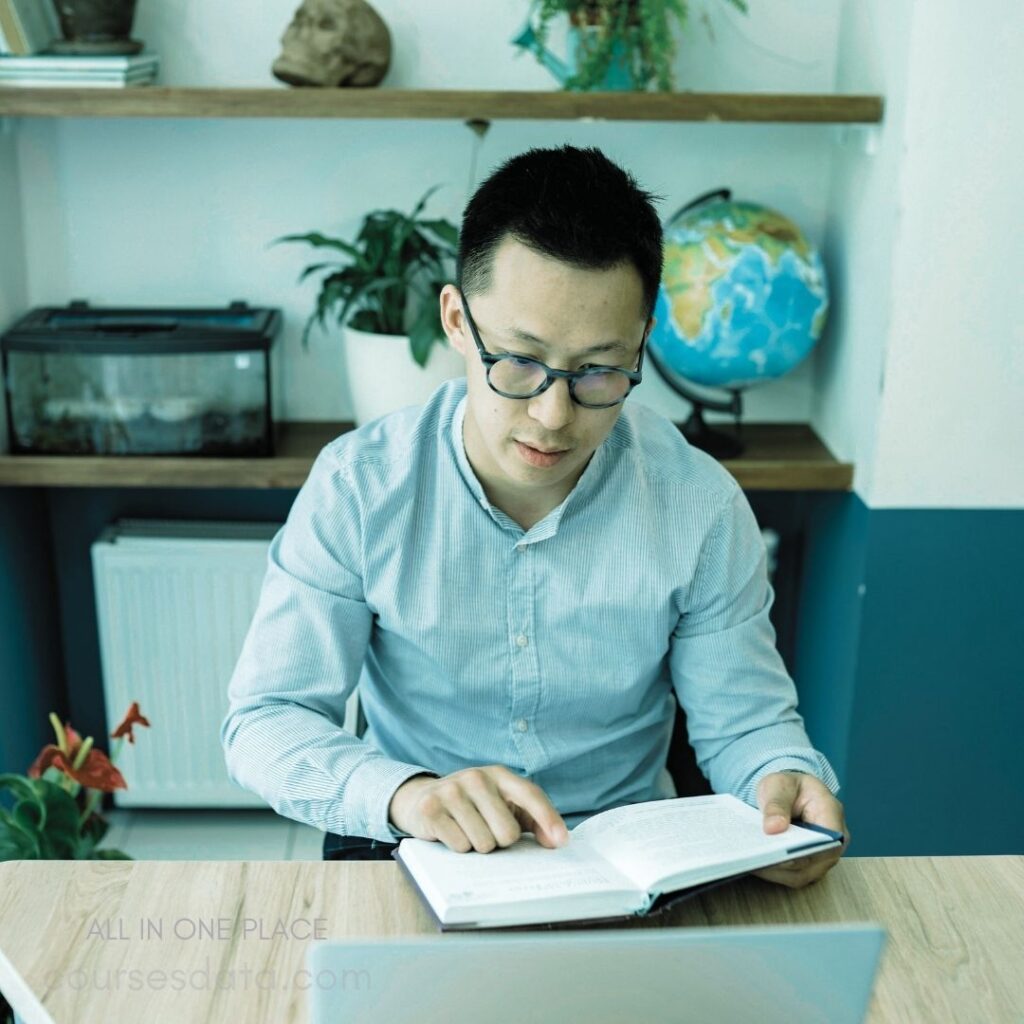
left=221, top=376, right=839, bottom=842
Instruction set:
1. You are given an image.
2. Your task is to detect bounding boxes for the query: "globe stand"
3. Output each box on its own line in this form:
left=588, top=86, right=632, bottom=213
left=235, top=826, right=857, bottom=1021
left=647, top=340, right=746, bottom=459
left=680, top=401, right=744, bottom=460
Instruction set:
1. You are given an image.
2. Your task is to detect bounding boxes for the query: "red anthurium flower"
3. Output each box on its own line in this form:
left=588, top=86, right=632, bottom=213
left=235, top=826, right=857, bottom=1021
left=28, top=731, right=128, bottom=792
left=29, top=747, right=127, bottom=791
left=111, top=702, right=150, bottom=745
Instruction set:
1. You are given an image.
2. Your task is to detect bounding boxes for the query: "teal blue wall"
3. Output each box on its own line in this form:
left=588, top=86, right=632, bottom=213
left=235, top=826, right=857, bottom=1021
left=793, top=494, right=870, bottom=786
left=795, top=495, right=1024, bottom=856
left=0, top=490, right=64, bottom=777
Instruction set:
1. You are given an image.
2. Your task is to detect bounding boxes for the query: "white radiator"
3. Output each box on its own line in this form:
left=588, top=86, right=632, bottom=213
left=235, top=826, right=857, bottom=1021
left=91, top=518, right=361, bottom=808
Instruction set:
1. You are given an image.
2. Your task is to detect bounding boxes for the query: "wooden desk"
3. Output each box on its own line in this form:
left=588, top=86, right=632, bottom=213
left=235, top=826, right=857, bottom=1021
left=1, top=857, right=1021, bottom=1023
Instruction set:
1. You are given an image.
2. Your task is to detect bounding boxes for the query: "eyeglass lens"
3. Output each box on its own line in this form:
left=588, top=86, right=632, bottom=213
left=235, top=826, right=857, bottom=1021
left=489, top=358, right=632, bottom=406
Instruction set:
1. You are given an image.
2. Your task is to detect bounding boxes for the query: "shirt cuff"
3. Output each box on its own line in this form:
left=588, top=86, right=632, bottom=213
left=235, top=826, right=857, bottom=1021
left=738, top=751, right=841, bottom=809
left=342, top=759, right=438, bottom=842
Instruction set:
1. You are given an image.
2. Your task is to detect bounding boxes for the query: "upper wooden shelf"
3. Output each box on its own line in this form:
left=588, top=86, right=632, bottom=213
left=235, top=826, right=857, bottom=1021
left=0, top=87, right=883, bottom=123
left=0, top=420, right=851, bottom=491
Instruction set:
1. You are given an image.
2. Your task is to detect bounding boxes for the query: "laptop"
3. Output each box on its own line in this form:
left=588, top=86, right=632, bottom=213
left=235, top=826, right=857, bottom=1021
left=307, top=923, right=886, bottom=1024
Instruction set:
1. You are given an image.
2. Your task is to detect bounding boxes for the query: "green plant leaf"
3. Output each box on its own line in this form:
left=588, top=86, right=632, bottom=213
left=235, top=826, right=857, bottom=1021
left=296, top=261, right=343, bottom=285
left=336, top=276, right=406, bottom=336
left=36, top=783, right=83, bottom=859
left=3, top=779, right=84, bottom=860
left=0, top=805, right=42, bottom=859
left=348, top=309, right=380, bottom=332
left=0, top=825, right=38, bottom=861
left=273, top=231, right=365, bottom=262
left=408, top=298, right=442, bottom=368
left=0, top=772, right=40, bottom=803
left=417, top=219, right=459, bottom=249
left=409, top=184, right=443, bottom=222
left=92, top=848, right=133, bottom=860
left=81, top=810, right=110, bottom=846
left=12, top=799, right=44, bottom=833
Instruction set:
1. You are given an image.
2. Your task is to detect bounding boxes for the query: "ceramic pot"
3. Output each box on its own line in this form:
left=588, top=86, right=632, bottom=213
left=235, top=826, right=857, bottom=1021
left=342, top=327, right=464, bottom=427
left=52, top=0, right=142, bottom=55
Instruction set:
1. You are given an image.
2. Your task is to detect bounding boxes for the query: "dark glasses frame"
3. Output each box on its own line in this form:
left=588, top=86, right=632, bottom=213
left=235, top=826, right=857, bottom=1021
left=458, top=287, right=648, bottom=409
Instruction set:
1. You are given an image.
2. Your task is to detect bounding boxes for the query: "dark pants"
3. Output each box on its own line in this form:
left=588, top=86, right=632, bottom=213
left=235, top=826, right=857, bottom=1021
left=322, top=831, right=400, bottom=861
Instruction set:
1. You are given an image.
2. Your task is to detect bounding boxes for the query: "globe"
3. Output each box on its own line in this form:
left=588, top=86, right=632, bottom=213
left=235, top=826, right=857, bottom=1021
left=650, top=195, right=829, bottom=391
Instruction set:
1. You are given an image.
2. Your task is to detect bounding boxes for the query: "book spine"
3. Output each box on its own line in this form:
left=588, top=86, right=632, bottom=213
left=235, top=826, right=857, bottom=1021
left=11, top=0, right=57, bottom=51
left=0, top=0, right=28, bottom=56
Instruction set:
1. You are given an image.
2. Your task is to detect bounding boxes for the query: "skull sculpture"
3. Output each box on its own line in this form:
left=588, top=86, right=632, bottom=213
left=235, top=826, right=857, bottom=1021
left=272, top=0, right=391, bottom=88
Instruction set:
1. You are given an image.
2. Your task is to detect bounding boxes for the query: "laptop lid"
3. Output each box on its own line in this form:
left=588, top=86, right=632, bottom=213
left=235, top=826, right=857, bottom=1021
left=306, top=923, right=885, bottom=1024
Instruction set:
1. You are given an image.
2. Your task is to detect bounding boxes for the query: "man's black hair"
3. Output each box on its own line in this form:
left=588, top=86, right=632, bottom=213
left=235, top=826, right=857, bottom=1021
left=456, top=145, right=664, bottom=322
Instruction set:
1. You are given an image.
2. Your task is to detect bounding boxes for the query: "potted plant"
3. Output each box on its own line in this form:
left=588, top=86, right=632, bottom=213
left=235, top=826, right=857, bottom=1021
left=275, top=186, right=465, bottom=427
left=0, top=702, right=150, bottom=860
left=519, top=0, right=749, bottom=92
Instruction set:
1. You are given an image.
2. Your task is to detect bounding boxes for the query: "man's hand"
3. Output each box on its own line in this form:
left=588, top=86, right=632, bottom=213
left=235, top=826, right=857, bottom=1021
left=388, top=765, right=570, bottom=853
left=751, top=771, right=850, bottom=889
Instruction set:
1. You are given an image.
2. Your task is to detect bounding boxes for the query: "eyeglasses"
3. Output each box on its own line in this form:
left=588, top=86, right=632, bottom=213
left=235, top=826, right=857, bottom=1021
left=458, top=288, right=647, bottom=409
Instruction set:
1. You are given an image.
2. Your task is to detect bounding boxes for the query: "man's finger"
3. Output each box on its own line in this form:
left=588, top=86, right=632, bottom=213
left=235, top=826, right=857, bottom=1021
left=429, top=810, right=473, bottom=854
left=443, top=790, right=505, bottom=853
left=758, top=772, right=801, bottom=833
left=460, top=775, right=525, bottom=848
left=754, top=860, right=833, bottom=889
left=493, top=772, right=568, bottom=848
left=509, top=803, right=566, bottom=849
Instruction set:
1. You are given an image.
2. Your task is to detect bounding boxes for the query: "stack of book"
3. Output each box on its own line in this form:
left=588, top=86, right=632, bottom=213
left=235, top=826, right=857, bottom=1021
left=0, top=52, right=159, bottom=88
left=0, top=0, right=159, bottom=87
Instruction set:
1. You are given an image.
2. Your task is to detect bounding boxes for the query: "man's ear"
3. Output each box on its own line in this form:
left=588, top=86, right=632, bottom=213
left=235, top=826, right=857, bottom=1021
left=440, top=285, right=467, bottom=357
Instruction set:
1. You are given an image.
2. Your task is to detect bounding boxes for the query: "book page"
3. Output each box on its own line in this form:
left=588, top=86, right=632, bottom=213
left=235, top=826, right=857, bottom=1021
left=397, top=832, right=639, bottom=918
left=573, top=795, right=839, bottom=893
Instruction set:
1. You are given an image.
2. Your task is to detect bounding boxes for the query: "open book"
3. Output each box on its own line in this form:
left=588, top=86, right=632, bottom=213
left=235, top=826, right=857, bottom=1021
left=393, top=794, right=843, bottom=930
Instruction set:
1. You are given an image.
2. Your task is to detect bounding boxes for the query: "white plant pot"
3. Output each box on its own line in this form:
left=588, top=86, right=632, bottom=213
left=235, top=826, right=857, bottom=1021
left=342, top=326, right=465, bottom=427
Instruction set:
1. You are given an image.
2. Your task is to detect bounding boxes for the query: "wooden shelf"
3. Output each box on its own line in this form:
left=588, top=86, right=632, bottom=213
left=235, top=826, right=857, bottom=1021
left=0, top=87, right=883, bottom=123
left=0, top=421, right=851, bottom=491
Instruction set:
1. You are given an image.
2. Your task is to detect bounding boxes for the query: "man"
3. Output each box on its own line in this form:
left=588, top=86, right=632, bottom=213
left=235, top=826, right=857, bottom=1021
left=221, top=145, right=848, bottom=889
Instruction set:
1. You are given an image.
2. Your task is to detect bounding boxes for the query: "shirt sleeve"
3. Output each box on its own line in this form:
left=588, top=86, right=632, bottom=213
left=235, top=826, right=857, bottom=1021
left=668, top=483, right=841, bottom=809
left=219, top=446, right=435, bottom=842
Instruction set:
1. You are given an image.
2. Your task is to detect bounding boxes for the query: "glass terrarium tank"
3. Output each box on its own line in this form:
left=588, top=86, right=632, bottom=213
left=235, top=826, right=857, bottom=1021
left=1, top=301, right=281, bottom=456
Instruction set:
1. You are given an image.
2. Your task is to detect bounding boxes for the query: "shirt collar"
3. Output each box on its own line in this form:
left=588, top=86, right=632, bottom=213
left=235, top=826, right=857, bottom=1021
left=448, top=386, right=614, bottom=541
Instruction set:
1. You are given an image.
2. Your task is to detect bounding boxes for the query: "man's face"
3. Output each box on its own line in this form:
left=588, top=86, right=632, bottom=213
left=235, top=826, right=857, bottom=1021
left=441, top=235, right=653, bottom=513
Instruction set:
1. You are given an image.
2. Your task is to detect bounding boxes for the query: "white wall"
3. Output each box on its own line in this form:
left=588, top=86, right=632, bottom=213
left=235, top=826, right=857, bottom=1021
left=814, top=0, right=913, bottom=502
left=869, top=1, right=1024, bottom=509
left=817, top=0, right=1023, bottom=509
left=5, top=0, right=842, bottom=425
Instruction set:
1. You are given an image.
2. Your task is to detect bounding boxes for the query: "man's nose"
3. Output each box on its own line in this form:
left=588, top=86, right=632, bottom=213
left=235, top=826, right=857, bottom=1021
left=527, top=375, right=576, bottom=430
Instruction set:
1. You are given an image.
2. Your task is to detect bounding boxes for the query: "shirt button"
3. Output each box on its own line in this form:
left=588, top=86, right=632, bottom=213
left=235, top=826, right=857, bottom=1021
left=515, top=718, right=529, bottom=732
left=515, top=634, right=529, bottom=647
